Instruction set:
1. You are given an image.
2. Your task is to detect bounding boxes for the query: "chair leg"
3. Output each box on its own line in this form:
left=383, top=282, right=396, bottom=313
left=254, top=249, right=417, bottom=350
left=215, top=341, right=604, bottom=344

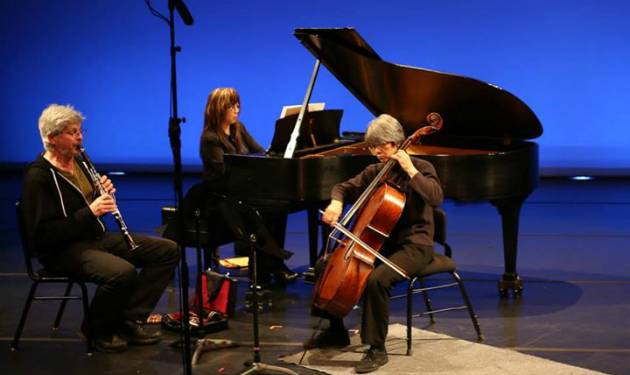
left=11, top=281, right=40, bottom=350
left=203, top=246, right=221, bottom=271
left=418, top=279, right=436, bottom=324
left=451, top=271, right=484, bottom=341
left=212, top=246, right=220, bottom=271
left=77, top=282, right=94, bottom=354
left=53, top=282, right=74, bottom=330
left=406, top=278, right=414, bottom=356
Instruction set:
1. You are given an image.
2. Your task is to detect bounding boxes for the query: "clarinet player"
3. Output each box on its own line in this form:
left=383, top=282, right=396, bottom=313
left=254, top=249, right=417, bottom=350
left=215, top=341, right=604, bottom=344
left=21, top=104, right=179, bottom=353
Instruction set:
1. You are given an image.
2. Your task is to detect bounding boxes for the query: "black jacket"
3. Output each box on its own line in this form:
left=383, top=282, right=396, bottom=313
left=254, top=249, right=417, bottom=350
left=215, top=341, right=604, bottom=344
left=21, top=154, right=106, bottom=258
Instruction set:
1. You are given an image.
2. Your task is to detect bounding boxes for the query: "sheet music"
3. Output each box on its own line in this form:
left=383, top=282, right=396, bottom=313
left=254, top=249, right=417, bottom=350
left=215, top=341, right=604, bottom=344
left=279, top=103, right=325, bottom=119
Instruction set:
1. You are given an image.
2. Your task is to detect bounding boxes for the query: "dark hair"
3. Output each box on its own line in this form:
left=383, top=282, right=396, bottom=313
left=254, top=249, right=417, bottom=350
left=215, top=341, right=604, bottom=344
left=203, top=87, right=243, bottom=151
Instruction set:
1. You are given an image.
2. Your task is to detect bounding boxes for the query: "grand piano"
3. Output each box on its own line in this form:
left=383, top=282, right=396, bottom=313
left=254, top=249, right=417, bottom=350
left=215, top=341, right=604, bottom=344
left=224, top=28, right=542, bottom=297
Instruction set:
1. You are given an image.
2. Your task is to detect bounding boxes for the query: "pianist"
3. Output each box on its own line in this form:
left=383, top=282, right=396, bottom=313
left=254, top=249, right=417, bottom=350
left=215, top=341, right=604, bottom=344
left=306, top=114, right=443, bottom=373
left=199, top=87, right=298, bottom=285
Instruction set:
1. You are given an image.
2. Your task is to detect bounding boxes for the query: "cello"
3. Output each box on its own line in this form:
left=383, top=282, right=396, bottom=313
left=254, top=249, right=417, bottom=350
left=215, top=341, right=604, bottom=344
left=312, top=113, right=443, bottom=318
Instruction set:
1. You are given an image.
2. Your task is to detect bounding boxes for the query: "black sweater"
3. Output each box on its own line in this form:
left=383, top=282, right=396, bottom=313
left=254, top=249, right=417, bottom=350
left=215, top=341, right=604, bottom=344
left=21, top=154, right=106, bottom=258
left=199, top=122, right=264, bottom=182
left=331, top=158, right=443, bottom=248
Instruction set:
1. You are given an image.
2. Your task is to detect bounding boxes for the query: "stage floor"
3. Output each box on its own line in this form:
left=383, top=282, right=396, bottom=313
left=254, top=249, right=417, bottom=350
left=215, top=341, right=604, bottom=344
left=1, top=172, right=628, bottom=375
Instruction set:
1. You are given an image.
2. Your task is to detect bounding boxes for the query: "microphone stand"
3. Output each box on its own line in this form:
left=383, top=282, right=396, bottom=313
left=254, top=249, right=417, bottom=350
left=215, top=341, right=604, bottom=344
left=166, top=3, right=192, bottom=375
left=145, top=1, right=194, bottom=373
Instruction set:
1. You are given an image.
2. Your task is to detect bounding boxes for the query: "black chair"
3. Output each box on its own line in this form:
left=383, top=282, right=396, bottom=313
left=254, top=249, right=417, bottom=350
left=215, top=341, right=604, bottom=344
left=11, top=200, right=93, bottom=354
left=391, top=208, right=483, bottom=356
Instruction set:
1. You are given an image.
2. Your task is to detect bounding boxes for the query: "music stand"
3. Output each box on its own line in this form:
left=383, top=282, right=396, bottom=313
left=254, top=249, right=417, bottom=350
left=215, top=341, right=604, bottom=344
left=268, top=109, right=343, bottom=155
left=190, top=208, right=238, bottom=366
left=163, top=182, right=238, bottom=366
left=220, top=199, right=298, bottom=375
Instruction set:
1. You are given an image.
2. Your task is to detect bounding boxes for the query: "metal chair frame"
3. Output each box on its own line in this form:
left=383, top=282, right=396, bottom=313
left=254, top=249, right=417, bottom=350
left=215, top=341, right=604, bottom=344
left=391, top=208, right=484, bottom=356
left=11, top=200, right=93, bottom=354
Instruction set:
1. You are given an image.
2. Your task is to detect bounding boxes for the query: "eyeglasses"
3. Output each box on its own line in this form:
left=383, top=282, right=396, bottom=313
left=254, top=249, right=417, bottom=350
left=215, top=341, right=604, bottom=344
left=61, top=128, right=87, bottom=137
left=227, top=104, right=240, bottom=112
left=369, top=142, right=394, bottom=153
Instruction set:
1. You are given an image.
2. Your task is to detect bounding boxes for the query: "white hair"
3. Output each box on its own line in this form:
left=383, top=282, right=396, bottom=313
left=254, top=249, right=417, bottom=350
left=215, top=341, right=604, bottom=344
left=38, top=104, right=85, bottom=151
left=365, top=114, right=405, bottom=147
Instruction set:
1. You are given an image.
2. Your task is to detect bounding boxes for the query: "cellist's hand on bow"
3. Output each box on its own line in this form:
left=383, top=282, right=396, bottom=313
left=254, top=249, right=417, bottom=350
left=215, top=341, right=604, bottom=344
left=390, top=150, right=419, bottom=179
left=322, top=200, right=343, bottom=227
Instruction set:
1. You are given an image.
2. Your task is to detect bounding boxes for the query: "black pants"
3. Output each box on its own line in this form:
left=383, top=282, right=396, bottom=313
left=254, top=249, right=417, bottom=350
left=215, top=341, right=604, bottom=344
left=208, top=199, right=290, bottom=281
left=316, top=243, right=433, bottom=347
left=42, top=232, right=179, bottom=335
left=361, top=243, right=433, bottom=346
left=200, top=194, right=287, bottom=283
left=245, top=211, right=289, bottom=282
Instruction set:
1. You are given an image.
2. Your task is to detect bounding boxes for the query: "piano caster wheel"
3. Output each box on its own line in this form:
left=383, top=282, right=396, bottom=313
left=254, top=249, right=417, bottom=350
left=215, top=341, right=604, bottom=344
left=498, top=276, right=523, bottom=298
left=514, top=286, right=524, bottom=298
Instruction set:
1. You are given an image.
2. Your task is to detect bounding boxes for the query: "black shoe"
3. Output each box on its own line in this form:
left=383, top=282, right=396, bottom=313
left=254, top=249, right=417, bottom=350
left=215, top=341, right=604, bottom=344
left=355, top=348, right=388, bottom=373
left=79, top=330, right=127, bottom=353
left=303, top=329, right=350, bottom=349
left=118, top=320, right=161, bottom=345
left=273, top=268, right=299, bottom=285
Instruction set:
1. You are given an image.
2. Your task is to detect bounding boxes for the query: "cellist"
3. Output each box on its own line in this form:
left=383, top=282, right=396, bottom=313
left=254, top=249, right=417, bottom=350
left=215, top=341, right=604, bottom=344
left=304, top=114, right=443, bottom=374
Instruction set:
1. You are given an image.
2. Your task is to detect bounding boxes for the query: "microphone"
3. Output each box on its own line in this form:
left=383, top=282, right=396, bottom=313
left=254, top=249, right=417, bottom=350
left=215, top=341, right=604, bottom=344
left=169, top=0, right=194, bottom=25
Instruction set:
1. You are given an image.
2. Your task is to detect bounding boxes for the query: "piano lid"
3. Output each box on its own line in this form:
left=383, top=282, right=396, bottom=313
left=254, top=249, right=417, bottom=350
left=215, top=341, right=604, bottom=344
left=294, top=28, right=543, bottom=140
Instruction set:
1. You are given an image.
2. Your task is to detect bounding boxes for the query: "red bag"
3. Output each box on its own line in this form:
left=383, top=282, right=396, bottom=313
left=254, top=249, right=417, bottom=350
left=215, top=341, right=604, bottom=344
left=190, top=270, right=237, bottom=318
left=162, top=270, right=237, bottom=333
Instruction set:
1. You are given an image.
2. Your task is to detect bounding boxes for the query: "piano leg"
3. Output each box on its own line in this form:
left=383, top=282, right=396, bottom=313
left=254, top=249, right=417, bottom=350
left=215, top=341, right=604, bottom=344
left=491, top=194, right=528, bottom=298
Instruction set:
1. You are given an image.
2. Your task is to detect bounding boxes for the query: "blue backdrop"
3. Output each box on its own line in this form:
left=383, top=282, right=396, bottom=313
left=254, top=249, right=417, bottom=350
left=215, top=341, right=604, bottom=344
left=1, top=0, right=629, bottom=174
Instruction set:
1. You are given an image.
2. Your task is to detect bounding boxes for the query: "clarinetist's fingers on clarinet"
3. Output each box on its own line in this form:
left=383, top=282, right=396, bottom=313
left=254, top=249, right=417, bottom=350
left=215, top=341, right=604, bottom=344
left=99, top=174, right=116, bottom=195
left=89, top=195, right=118, bottom=217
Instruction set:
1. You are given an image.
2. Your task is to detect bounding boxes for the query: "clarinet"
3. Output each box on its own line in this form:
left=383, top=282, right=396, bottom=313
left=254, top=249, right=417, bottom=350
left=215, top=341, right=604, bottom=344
left=79, top=148, right=139, bottom=251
